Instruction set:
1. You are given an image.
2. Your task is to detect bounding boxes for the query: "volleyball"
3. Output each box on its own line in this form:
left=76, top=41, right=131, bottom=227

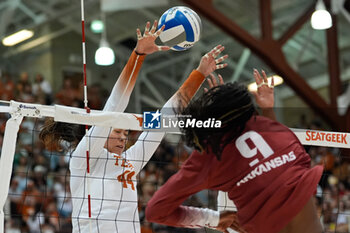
left=158, top=6, right=202, bottom=51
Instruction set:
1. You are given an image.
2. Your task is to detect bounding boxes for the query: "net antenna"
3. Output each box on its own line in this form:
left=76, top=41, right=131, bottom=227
left=79, top=0, right=94, bottom=231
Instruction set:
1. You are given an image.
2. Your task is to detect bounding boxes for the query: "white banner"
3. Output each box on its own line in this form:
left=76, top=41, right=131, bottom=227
left=291, top=128, right=350, bottom=149
left=54, top=104, right=143, bottom=131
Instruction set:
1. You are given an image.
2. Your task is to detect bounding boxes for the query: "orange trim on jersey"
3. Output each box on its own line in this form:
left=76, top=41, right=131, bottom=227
left=117, top=51, right=146, bottom=97
left=178, top=70, right=205, bottom=99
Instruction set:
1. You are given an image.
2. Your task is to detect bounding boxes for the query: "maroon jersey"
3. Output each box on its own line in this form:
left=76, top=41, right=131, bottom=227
left=146, top=116, right=323, bottom=233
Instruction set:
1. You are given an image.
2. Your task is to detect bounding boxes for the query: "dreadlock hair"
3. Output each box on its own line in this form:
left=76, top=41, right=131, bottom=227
left=178, top=82, right=256, bottom=160
left=39, top=118, right=85, bottom=151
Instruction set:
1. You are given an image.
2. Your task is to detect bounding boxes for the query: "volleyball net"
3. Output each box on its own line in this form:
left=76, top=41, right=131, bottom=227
left=0, top=100, right=350, bottom=233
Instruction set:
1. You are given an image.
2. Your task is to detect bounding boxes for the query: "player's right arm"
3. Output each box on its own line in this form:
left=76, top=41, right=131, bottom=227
left=70, top=21, right=169, bottom=170
left=124, top=45, right=228, bottom=174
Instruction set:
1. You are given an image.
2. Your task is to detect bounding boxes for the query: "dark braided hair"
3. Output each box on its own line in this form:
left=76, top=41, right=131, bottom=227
left=39, top=118, right=85, bottom=151
left=178, top=82, right=256, bottom=160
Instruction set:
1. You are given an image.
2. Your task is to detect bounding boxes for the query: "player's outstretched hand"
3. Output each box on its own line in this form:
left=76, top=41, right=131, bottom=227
left=251, top=69, right=274, bottom=109
left=216, top=211, right=247, bottom=233
left=204, top=73, right=224, bottom=93
left=134, top=20, right=170, bottom=55
left=196, top=45, right=228, bottom=77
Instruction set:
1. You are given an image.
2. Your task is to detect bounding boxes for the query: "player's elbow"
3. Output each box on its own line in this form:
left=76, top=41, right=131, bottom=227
left=145, top=203, right=158, bottom=222
left=145, top=201, right=164, bottom=223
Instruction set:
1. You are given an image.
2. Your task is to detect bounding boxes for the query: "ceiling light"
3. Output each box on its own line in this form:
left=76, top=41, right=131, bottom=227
left=311, top=0, right=333, bottom=30
left=248, top=75, right=284, bottom=92
left=2, top=29, right=34, bottom=46
left=95, top=39, right=115, bottom=66
left=91, top=20, right=104, bottom=33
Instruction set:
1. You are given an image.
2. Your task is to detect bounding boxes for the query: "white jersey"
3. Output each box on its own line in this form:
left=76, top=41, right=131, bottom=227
left=70, top=131, right=164, bottom=233
left=69, top=51, right=157, bottom=233
left=69, top=50, right=205, bottom=233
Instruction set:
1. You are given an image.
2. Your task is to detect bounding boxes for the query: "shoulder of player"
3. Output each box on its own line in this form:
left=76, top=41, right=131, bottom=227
left=180, top=149, right=214, bottom=172
left=250, top=115, right=291, bottom=131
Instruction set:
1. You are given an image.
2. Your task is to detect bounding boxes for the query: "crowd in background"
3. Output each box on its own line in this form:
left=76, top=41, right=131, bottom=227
left=0, top=72, right=349, bottom=233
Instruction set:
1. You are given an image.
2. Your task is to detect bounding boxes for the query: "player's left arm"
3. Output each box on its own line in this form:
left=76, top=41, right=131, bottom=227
left=146, top=150, right=220, bottom=229
left=124, top=45, right=228, bottom=174
left=144, top=146, right=245, bottom=232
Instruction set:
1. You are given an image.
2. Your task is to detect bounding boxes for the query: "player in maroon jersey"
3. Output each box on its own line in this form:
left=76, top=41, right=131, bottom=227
left=146, top=70, right=323, bottom=233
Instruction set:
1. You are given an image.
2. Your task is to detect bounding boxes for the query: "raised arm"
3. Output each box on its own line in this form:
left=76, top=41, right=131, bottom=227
left=125, top=45, right=228, bottom=174
left=105, top=21, right=169, bottom=112
left=145, top=150, right=220, bottom=229
left=71, top=21, right=169, bottom=169
left=251, top=69, right=276, bottom=121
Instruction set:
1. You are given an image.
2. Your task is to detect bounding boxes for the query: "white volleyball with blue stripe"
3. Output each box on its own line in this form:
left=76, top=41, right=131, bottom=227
left=158, top=6, right=201, bottom=51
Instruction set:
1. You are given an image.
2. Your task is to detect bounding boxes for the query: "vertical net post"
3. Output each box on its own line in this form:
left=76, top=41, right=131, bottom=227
left=80, top=0, right=92, bottom=232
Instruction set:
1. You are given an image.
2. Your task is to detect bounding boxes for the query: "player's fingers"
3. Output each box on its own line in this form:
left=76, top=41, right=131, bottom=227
left=208, top=45, right=218, bottom=54
left=210, top=73, right=218, bottom=87
left=155, top=25, right=165, bottom=37
left=144, top=21, right=151, bottom=36
left=208, top=48, right=219, bottom=58
left=212, top=44, right=222, bottom=52
left=207, top=77, right=214, bottom=89
left=136, top=28, right=142, bottom=40
left=215, top=54, right=228, bottom=64
left=270, top=75, right=274, bottom=88
left=208, top=45, right=222, bottom=57
left=216, top=63, right=227, bottom=70
left=212, top=46, right=225, bottom=58
left=254, top=70, right=262, bottom=95
left=253, top=69, right=263, bottom=85
left=257, top=82, right=268, bottom=88
left=157, top=46, right=170, bottom=51
left=218, top=74, right=224, bottom=85
left=262, top=70, right=268, bottom=83
left=204, top=87, right=208, bottom=93
left=150, top=20, right=157, bottom=34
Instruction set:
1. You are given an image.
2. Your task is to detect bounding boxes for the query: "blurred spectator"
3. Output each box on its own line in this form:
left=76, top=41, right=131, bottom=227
left=15, top=72, right=34, bottom=103
left=0, top=72, right=15, bottom=100
left=55, top=78, right=80, bottom=106
left=5, top=219, right=21, bottom=233
left=32, top=74, right=52, bottom=105
left=87, top=83, right=104, bottom=110
left=18, top=72, right=31, bottom=89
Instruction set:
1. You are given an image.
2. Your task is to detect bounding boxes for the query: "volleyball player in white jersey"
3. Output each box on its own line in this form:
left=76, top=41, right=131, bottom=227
left=40, top=20, right=228, bottom=233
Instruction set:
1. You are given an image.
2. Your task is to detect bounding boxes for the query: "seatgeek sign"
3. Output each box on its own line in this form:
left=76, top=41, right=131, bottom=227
left=292, top=128, right=349, bottom=148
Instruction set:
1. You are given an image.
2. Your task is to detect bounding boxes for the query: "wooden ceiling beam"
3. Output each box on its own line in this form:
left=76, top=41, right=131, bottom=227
left=182, top=0, right=346, bottom=130
left=259, top=0, right=273, bottom=41
left=278, top=4, right=315, bottom=45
